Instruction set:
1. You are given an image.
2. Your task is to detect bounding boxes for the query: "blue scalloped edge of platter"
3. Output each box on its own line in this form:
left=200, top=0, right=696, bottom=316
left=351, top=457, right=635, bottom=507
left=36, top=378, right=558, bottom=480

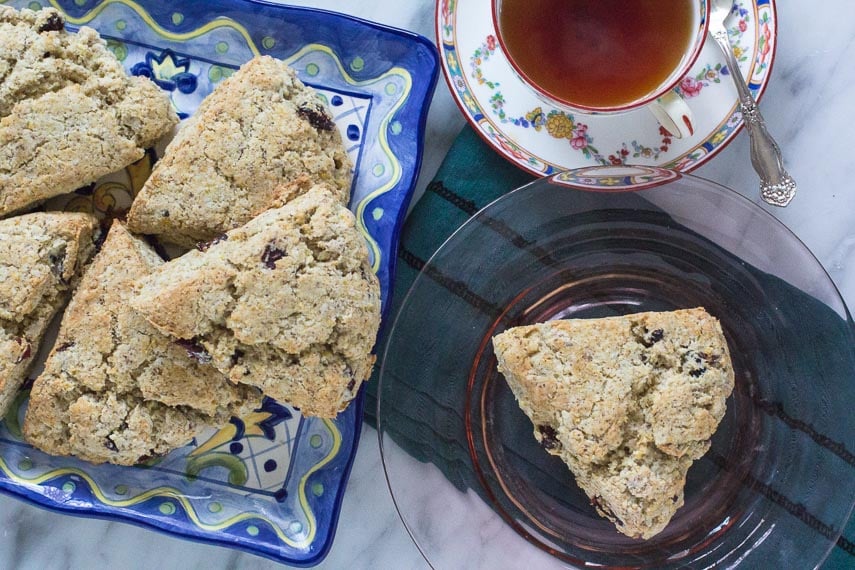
left=0, top=0, right=438, bottom=566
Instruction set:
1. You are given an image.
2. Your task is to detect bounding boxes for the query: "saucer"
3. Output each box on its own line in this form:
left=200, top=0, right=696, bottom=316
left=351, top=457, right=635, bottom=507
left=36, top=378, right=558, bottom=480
left=436, top=0, right=778, bottom=174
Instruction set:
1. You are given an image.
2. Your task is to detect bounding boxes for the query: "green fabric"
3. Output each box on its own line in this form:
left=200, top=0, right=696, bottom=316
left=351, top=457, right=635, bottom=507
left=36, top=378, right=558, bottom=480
left=363, top=125, right=854, bottom=568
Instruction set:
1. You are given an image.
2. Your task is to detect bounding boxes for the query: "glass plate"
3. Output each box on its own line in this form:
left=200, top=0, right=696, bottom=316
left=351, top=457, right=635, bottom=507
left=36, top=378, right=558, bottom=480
left=378, top=166, right=855, bottom=569
left=0, top=0, right=437, bottom=565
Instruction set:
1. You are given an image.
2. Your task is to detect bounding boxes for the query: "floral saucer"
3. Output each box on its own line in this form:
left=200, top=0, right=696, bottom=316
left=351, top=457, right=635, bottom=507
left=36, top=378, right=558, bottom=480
left=436, top=0, right=778, bottom=174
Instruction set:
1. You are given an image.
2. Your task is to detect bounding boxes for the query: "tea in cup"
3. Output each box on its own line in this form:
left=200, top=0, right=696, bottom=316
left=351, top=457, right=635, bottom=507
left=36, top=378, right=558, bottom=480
left=493, top=0, right=710, bottom=138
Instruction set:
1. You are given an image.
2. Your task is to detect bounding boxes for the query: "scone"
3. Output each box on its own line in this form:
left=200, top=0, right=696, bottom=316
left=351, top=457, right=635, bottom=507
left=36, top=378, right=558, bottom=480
left=0, top=212, right=99, bottom=418
left=127, top=55, right=353, bottom=247
left=131, top=184, right=381, bottom=418
left=0, top=7, right=177, bottom=216
left=492, top=308, right=734, bottom=539
left=24, top=222, right=261, bottom=466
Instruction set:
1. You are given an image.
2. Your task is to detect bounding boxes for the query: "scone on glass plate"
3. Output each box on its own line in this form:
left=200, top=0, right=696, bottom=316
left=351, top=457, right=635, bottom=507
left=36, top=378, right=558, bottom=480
left=24, top=222, right=261, bottom=466
left=131, top=183, right=381, bottom=418
left=0, top=7, right=177, bottom=216
left=493, top=308, right=734, bottom=539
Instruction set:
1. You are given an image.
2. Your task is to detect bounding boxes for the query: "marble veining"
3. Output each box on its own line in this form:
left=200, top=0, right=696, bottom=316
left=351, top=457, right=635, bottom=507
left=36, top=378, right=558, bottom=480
left=2, top=0, right=854, bottom=568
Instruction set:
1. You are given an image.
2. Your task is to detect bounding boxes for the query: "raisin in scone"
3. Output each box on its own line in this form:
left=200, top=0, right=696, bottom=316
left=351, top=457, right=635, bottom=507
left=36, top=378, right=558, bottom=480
left=0, top=7, right=177, bottom=216
left=492, top=308, right=734, bottom=539
left=131, top=184, right=381, bottom=418
left=126, top=55, right=352, bottom=247
left=24, top=223, right=261, bottom=465
left=0, top=212, right=99, bottom=418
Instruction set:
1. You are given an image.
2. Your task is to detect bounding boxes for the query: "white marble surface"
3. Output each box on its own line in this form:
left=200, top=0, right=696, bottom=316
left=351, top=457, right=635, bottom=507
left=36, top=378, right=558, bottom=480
left=3, top=1, right=855, bottom=568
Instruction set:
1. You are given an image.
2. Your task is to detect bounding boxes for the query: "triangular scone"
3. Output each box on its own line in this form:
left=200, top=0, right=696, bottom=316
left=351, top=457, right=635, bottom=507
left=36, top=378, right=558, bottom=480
left=131, top=184, right=381, bottom=418
left=0, top=7, right=177, bottom=216
left=492, top=308, right=734, bottom=539
left=126, top=55, right=352, bottom=247
left=0, top=212, right=99, bottom=417
left=24, top=223, right=261, bottom=465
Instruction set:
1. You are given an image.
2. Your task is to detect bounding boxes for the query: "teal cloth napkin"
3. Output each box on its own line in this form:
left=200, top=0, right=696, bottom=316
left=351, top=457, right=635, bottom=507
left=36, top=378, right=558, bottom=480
left=363, top=125, right=855, bottom=569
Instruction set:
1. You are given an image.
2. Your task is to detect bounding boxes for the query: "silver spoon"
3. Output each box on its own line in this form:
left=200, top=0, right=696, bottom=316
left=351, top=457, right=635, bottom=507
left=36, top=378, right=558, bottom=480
left=709, top=0, right=796, bottom=207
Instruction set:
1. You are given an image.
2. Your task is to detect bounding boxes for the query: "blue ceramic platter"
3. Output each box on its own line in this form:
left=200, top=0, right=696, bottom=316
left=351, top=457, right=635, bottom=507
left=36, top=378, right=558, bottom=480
left=0, top=0, right=437, bottom=565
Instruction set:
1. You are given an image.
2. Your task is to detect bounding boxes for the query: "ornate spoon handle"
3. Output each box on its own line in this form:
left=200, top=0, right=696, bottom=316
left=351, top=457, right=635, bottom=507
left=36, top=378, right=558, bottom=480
left=711, top=28, right=796, bottom=207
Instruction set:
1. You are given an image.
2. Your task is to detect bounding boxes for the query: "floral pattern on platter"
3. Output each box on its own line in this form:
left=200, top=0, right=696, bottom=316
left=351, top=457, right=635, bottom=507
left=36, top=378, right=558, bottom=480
left=186, top=398, right=298, bottom=500
left=440, top=0, right=778, bottom=175
left=131, top=49, right=199, bottom=118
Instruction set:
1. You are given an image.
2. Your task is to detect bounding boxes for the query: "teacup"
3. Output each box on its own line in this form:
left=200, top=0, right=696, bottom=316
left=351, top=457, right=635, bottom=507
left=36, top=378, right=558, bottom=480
left=492, top=0, right=710, bottom=139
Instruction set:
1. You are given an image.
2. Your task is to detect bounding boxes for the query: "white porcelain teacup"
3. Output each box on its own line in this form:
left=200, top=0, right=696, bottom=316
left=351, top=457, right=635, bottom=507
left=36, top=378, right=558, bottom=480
left=492, top=0, right=711, bottom=139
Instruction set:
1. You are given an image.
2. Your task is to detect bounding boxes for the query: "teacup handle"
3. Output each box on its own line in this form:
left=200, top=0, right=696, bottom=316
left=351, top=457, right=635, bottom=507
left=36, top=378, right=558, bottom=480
left=648, top=90, right=694, bottom=140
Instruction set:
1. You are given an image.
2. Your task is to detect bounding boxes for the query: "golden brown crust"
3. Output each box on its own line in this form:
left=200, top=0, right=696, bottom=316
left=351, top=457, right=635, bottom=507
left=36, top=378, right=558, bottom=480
left=23, top=223, right=260, bottom=465
left=0, top=212, right=99, bottom=418
left=493, top=308, right=734, bottom=539
left=126, top=55, right=352, bottom=247
left=131, top=185, right=381, bottom=418
left=0, top=7, right=177, bottom=216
